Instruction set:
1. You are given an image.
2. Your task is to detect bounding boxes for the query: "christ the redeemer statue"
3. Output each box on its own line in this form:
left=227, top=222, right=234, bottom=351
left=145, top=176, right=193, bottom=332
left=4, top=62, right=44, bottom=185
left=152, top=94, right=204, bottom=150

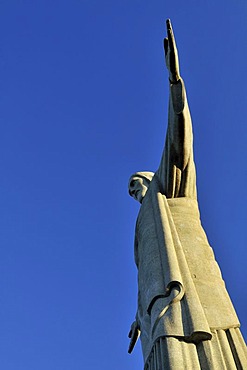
left=127, top=20, right=247, bottom=369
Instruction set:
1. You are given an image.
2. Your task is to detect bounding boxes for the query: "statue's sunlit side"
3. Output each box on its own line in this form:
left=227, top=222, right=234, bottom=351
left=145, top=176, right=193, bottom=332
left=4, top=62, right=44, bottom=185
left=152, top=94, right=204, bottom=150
left=128, top=20, right=247, bottom=369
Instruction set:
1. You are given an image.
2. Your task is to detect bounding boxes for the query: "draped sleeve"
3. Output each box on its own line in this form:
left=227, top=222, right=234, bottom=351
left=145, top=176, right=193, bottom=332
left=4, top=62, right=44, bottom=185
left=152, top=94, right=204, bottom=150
left=156, top=79, right=197, bottom=199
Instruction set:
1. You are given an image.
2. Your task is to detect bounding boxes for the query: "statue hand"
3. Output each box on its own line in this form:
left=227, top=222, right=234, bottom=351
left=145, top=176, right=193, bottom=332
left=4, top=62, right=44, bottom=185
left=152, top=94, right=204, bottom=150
left=128, top=321, right=140, bottom=354
left=164, top=19, right=180, bottom=83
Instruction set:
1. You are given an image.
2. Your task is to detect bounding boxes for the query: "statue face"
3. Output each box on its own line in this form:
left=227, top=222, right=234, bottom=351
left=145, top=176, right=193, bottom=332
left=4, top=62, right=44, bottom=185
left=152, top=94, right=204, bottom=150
left=129, top=177, right=149, bottom=203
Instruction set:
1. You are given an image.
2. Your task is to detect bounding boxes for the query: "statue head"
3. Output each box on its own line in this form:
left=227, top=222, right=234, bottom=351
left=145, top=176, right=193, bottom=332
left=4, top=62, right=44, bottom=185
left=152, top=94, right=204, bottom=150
left=128, top=172, right=154, bottom=203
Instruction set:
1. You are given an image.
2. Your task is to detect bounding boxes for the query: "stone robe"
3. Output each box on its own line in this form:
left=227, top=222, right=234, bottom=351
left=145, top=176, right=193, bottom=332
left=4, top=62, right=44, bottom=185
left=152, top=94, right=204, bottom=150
left=133, top=79, right=246, bottom=368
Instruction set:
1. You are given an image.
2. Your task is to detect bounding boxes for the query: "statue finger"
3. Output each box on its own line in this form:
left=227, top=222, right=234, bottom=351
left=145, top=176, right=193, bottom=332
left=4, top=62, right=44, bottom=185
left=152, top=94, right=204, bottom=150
left=128, top=331, right=138, bottom=353
left=128, top=339, right=134, bottom=353
left=164, top=38, right=169, bottom=55
left=166, top=19, right=177, bottom=51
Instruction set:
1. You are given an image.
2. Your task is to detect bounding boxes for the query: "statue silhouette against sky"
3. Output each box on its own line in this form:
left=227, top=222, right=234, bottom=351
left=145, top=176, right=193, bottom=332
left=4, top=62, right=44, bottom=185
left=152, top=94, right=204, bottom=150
left=128, top=19, right=247, bottom=369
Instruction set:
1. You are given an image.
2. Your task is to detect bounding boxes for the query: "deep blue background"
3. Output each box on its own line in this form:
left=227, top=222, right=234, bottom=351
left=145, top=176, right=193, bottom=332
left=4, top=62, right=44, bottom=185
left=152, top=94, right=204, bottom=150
left=0, top=1, right=246, bottom=369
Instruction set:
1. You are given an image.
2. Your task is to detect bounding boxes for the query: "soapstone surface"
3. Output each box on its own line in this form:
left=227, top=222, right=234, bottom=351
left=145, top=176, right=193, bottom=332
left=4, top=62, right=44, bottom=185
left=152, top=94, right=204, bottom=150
left=128, top=20, right=247, bottom=369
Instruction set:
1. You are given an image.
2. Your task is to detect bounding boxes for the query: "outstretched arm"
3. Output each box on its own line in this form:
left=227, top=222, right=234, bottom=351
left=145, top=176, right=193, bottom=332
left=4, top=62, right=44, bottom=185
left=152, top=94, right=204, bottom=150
left=156, top=20, right=195, bottom=198
left=165, top=19, right=192, bottom=166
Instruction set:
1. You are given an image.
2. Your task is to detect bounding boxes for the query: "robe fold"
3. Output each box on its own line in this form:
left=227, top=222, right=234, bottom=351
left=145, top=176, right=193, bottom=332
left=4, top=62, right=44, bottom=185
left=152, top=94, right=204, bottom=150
left=135, top=179, right=239, bottom=363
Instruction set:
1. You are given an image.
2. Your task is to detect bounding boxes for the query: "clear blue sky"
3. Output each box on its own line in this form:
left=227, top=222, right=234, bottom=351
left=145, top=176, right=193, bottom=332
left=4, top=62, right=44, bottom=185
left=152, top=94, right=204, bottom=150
left=0, top=1, right=246, bottom=369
